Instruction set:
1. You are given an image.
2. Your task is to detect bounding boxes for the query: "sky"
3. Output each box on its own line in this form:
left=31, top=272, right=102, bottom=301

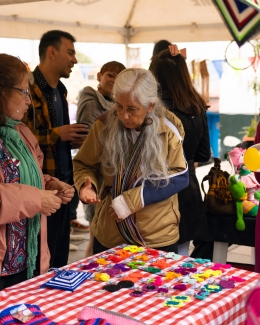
left=0, top=38, right=234, bottom=67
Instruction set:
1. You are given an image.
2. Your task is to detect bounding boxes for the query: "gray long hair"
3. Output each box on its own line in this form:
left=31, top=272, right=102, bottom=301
left=99, top=68, right=168, bottom=182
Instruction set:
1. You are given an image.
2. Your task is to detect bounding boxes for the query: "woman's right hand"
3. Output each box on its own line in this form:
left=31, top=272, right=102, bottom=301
left=79, top=178, right=101, bottom=204
left=40, top=190, right=62, bottom=216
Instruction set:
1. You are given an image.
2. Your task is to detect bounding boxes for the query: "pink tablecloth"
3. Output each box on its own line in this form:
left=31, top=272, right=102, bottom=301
left=0, top=247, right=259, bottom=325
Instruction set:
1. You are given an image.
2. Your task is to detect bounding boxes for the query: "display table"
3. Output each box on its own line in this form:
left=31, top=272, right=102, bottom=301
left=207, top=213, right=256, bottom=264
left=0, top=245, right=259, bottom=325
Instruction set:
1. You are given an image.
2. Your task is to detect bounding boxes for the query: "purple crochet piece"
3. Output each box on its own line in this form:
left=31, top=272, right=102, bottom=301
left=173, top=284, right=187, bottom=291
left=105, top=268, right=121, bottom=277
left=113, top=264, right=131, bottom=272
left=174, top=268, right=190, bottom=275
left=219, top=280, right=235, bottom=289
left=82, top=262, right=99, bottom=270
left=142, top=284, right=158, bottom=292
left=158, top=287, right=168, bottom=293
left=130, top=290, right=145, bottom=297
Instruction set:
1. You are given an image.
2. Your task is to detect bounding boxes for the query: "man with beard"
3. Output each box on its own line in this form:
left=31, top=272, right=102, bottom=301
left=23, top=30, right=88, bottom=268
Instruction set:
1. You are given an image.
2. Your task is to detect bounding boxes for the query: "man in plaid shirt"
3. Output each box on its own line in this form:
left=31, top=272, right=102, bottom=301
left=23, top=30, right=88, bottom=268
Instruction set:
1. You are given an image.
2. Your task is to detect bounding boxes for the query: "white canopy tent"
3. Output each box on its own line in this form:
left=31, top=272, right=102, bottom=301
left=0, top=0, right=244, bottom=44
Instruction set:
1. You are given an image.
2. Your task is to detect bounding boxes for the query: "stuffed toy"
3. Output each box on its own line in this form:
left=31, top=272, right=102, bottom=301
left=228, top=175, right=258, bottom=231
left=227, top=147, right=260, bottom=205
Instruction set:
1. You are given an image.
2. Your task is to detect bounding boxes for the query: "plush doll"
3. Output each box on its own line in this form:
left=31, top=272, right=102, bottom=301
left=228, top=175, right=258, bottom=231
left=227, top=147, right=260, bottom=205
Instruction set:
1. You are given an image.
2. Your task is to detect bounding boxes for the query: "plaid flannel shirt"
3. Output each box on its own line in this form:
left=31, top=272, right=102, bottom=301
left=22, top=66, right=72, bottom=178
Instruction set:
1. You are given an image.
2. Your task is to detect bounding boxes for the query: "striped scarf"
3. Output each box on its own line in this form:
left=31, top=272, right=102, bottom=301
left=112, top=130, right=146, bottom=246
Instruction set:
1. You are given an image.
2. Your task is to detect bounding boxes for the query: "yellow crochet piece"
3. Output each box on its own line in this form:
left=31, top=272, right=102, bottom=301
left=95, top=273, right=110, bottom=282
left=203, top=269, right=222, bottom=278
left=96, top=258, right=109, bottom=265
left=123, top=245, right=145, bottom=253
left=165, top=272, right=181, bottom=280
left=192, top=274, right=205, bottom=282
left=133, top=254, right=149, bottom=261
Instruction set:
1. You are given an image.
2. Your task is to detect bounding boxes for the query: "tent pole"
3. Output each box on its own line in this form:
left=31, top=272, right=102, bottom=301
left=124, top=0, right=139, bottom=67
left=125, top=35, right=130, bottom=68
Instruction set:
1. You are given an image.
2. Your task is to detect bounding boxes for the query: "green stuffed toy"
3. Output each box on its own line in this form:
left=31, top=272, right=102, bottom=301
left=228, top=175, right=258, bottom=231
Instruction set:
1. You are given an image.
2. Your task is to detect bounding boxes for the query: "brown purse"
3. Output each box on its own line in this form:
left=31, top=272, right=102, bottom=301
left=201, top=158, right=237, bottom=215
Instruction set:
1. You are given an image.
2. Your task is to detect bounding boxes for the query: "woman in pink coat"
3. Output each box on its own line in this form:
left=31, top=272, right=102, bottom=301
left=0, top=54, right=74, bottom=290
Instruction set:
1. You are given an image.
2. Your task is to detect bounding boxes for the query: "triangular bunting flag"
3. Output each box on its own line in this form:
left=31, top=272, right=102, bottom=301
left=248, top=55, right=260, bottom=71
left=213, top=0, right=260, bottom=47
left=212, top=60, right=225, bottom=78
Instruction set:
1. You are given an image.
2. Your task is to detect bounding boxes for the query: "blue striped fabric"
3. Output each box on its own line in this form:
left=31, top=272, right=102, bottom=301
left=40, top=270, right=92, bottom=292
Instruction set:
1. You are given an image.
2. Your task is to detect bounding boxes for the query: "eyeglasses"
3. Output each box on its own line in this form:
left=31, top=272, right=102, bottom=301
left=11, top=87, right=30, bottom=99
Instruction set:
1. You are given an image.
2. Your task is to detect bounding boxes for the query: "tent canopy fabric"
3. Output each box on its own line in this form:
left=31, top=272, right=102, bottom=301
left=0, top=0, right=252, bottom=43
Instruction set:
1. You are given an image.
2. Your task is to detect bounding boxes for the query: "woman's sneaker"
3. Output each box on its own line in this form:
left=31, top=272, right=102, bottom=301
left=70, top=220, right=89, bottom=232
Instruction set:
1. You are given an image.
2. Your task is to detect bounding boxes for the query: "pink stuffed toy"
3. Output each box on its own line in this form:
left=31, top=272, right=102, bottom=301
left=228, top=147, right=260, bottom=205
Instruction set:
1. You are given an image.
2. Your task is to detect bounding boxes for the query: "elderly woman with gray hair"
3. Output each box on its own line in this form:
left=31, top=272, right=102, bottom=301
left=73, top=68, right=189, bottom=254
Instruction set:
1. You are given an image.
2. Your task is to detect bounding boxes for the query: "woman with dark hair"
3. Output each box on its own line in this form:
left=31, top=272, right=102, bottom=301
left=150, top=45, right=211, bottom=256
left=151, top=40, right=171, bottom=59
left=0, top=54, right=74, bottom=289
left=74, top=68, right=189, bottom=254
left=76, top=60, right=126, bottom=257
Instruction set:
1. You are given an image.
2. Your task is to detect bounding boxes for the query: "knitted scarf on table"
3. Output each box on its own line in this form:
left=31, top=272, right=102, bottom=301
left=0, top=117, right=42, bottom=279
left=112, top=130, right=146, bottom=247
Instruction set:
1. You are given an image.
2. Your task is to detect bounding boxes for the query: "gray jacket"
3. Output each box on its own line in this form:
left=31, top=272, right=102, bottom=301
left=76, top=86, right=112, bottom=129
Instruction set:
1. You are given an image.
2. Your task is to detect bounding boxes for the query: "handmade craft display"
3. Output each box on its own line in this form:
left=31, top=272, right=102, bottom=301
left=0, top=244, right=258, bottom=325
left=39, top=244, right=250, bottom=308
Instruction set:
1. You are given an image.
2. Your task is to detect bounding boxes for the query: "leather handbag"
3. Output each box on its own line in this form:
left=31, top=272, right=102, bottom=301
left=201, top=158, right=237, bottom=215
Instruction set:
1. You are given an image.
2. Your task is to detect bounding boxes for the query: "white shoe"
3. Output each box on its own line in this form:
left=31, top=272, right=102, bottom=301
left=70, top=234, right=85, bottom=241
left=69, top=243, right=78, bottom=251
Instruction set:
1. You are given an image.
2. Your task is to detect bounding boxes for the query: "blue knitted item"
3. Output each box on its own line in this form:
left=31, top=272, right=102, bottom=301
left=40, top=270, right=92, bottom=292
left=0, top=304, right=58, bottom=325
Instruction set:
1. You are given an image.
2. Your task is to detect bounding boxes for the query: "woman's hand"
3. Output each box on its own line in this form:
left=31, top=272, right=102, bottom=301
left=40, top=190, right=62, bottom=216
left=79, top=178, right=100, bottom=204
left=46, top=180, right=75, bottom=204
left=109, top=206, right=122, bottom=222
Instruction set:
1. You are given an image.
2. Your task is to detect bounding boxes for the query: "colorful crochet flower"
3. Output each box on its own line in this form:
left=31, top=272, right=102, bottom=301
left=146, top=248, right=159, bottom=257
left=218, top=280, right=235, bottom=289
left=165, top=252, right=182, bottom=260
left=142, top=284, right=158, bottom=292
left=173, top=284, right=187, bottom=291
left=95, top=273, right=110, bottom=282
left=143, top=266, right=162, bottom=274
left=123, top=245, right=145, bottom=253
left=82, top=262, right=99, bottom=270
left=164, top=300, right=184, bottom=308
left=130, top=290, right=145, bottom=297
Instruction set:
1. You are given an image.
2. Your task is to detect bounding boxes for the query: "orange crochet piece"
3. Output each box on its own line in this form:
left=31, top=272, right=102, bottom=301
left=150, top=260, right=170, bottom=269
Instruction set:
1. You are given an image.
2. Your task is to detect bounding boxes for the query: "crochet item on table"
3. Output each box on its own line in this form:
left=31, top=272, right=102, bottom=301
left=78, top=306, right=144, bottom=325
left=40, top=269, right=92, bottom=292
left=79, top=319, right=112, bottom=325
left=0, top=304, right=61, bottom=325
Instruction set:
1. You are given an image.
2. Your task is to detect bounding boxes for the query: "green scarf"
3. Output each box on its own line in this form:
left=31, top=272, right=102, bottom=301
left=0, top=117, right=42, bottom=279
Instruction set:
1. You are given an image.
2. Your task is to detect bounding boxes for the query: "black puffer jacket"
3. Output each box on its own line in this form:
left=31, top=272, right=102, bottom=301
left=162, top=93, right=211, bottom=244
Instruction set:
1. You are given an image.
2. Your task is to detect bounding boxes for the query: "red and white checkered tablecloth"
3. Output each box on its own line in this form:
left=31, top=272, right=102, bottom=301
left=0, top=248, right=259, bottom=325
